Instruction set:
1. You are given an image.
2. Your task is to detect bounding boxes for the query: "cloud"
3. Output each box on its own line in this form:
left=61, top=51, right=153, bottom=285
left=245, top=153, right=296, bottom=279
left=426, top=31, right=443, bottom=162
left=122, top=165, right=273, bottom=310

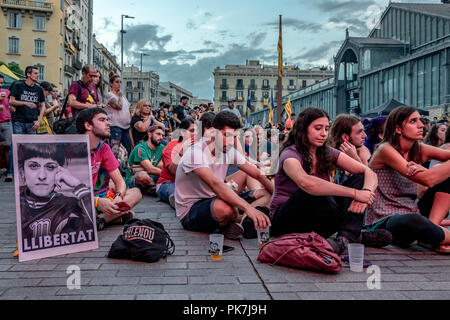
left=311, top=0, right=376, bottom=12
left=247, top=32, right=268, bottom=47
left=295, top=40, right=342, bottom=63
left=266, top=18, right=323, bottom=32
left=117, top=24, right=172, bottom=52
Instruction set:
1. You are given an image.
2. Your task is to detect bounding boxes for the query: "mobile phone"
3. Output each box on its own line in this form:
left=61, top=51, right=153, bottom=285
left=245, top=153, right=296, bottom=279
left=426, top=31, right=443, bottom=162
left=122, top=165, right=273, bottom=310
left=223, top=245, right=234, bottom=253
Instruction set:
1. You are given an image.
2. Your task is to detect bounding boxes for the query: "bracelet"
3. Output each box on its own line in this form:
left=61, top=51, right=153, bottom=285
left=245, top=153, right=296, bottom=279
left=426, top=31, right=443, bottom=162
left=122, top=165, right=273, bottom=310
left=362, top=188, right=372, bottom=192
left=95, top=197, right=99, bottom=208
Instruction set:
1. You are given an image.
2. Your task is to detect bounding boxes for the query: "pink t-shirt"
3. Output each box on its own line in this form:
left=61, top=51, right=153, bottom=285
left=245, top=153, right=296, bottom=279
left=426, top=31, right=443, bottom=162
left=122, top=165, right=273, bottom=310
left=0, top=89, right=11, bottom=123
left=90, top=141, right=120, bottom=187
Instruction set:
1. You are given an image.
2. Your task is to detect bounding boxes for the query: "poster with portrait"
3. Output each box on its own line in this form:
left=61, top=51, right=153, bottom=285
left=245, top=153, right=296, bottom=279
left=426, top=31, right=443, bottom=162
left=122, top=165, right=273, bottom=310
left=13, top=135, right=98, bottom=262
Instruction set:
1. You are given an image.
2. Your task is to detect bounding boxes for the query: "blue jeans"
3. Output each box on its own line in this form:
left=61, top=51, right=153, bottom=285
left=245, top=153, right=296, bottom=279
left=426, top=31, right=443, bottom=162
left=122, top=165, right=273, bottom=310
left=110, top=126, right=132, bottom=156
left=157, top=181, right=175, bottom=203
left=8, top=122, right=36, bottom=175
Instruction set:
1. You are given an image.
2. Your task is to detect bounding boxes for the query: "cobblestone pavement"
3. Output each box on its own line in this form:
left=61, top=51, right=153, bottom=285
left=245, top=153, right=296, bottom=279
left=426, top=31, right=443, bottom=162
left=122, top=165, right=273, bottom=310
left=1, top=180, right=449, bottom=300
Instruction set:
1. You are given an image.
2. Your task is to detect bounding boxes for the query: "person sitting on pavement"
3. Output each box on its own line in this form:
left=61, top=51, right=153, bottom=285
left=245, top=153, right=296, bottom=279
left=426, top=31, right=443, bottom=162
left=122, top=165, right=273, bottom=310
left=269, top=107, right=392, bottom=256
left=366, top=106, right=450, bottom=253
left=364, top=116, right=387, bottom=155
left=126, top=125, right=165, bottom=197
left=130, top=99, right=165, bottom=147
left=174, top=111, right=273, bottom=240
left=329, top=114, right=372, bottom=185
left=156, top=118, right=197, bottom=209
left=76, top=108, right=142, bottom=230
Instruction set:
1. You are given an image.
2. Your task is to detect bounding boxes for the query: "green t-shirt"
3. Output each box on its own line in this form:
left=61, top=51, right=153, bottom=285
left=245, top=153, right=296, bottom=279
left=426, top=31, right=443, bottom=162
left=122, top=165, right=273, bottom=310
left=125, top=141, right=164, bottom=185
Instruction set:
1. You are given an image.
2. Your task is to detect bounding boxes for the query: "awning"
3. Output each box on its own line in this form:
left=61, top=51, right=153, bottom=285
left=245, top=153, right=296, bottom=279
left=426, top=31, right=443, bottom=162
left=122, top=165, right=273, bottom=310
left=361, top=98, right=429, bottom=118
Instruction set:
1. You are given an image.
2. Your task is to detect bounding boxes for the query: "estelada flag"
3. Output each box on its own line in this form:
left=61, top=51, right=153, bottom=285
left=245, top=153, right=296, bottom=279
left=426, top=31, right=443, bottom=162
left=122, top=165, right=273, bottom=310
left=284, top=98, right=292, bottom=117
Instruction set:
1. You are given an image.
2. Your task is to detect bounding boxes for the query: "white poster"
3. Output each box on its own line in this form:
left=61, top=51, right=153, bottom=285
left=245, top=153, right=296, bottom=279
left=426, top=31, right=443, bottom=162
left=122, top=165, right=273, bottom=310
left=13, top=135, right=98, bottom=262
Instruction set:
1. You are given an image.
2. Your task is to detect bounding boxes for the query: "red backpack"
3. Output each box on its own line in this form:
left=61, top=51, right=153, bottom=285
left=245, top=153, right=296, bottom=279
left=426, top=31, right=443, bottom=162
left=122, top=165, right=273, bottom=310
left=257, top=232, right=342, bottom=273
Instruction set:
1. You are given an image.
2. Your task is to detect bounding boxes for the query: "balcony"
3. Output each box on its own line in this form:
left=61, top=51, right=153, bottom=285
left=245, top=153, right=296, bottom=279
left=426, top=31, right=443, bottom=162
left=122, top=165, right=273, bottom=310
left=1, top=0, right=53, bottom=16
left=249, top=84, right=257, bottom=90
left=261, top=85, right=270, bottom=90
left=236, top=96, right=245, bottom=102
left=64, top=65, right=75, bottom=76
left=220, top=84, right=229, bottom=89
left=72, top=59, right=82, bottom=71
left=235, top=85, right=244, bottom=90
left=288, top=85, right=296, bottom=90
left=220, top=96, right=228, bottom=102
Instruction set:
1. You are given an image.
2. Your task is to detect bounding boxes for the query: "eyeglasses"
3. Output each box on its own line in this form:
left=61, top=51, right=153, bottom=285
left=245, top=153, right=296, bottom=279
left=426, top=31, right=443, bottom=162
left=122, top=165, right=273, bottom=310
left=142, top=104, right=151, bottom=107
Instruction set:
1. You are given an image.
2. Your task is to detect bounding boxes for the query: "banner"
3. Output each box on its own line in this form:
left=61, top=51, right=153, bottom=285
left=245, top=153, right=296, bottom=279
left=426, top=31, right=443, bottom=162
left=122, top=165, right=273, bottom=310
left=13, top=135, right=98, bottom=262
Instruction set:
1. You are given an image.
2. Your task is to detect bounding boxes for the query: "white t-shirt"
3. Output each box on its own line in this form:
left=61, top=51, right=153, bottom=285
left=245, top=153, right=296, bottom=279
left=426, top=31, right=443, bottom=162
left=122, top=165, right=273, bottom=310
left=222, top=107, right=242, bottom=119
left=175, top=140, right=246, bottom=220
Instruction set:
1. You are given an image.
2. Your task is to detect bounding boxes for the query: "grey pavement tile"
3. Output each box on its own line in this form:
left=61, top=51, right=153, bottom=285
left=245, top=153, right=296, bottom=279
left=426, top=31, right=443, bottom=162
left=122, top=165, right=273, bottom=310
left=297, top=292, right=356, bottom=300
left=27, top=295, right=83, bottom=300
left=414, top=281, right=450, bottom=290
left=117, top=269, right=165, bottom=277
left=110, top=285, right=162, bottom=295
left=402, top=291, right=450, bottom=300
left=388, top=266, right=450, bottom=274
left=1, top=296, right=28, bottom=300
left=9, top=264, right=58, bottom=271
left=190, top=293, right=270, bottom=300
left=350, top=291, right=410, bottom=300
left=266, top=283, right=320, bottom=292
left=89, top=277, right=140, bottom=286
left=315, top=281, right=421, bottom=292
left=100, top=262, right=187, bottom=270
left=0, top=265, right=12, bottom=271
left=81, top=295, right=136, bottom=300
left=2, top=287, right=59, bottom=297
left=139, top=277, right=188, bottom=285
left=271, top=293, right=300, bottom=300
left=401, top=259, right=450, bottom=267
left=137, top=294, right=190, bottom=300
left=57, top=286, right=112, bottom=296
left=37, top=258, right=84, bottom=265
left=0, top=278, right=41, bottom=287
left=238, top=275, right=261, bottom=284
left=167, top=255, right=208, bottom=262
left=0, top=272, right=23, bottom=279
left=162, top=284, right=266, bottom=294
left=422, top=273, right=450, bottom=281
left=54, top=264, right=101, bottom=271
left=38, top=277, right=90, bottom=287
left=188, top=276, right=239, bottom=284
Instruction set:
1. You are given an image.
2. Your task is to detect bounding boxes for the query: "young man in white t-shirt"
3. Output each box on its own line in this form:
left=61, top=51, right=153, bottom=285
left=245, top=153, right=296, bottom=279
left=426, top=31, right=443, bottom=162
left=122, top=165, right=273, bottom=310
left=175, top=111, right=273, bottom=239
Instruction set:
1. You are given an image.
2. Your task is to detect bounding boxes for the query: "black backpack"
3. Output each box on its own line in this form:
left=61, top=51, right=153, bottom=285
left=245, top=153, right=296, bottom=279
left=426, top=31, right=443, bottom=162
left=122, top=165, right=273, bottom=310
left=107, top=219, right=175, bottom=263
left=53, top=80, right=85, bottom=134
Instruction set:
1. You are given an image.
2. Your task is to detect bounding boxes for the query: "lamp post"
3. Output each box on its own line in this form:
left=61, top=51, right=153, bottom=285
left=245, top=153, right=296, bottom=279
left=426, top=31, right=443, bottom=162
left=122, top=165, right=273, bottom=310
left=121, top=14, right=134, bottom=90
left=140, top=53, right=149, bottom=101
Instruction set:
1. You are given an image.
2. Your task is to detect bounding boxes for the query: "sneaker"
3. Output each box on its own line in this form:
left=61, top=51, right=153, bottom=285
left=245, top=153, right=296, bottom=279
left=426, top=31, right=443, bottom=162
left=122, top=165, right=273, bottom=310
left=5, top=174, right=13, bottom=182
left=169, top=194, right=176, bottom=209
left=108, top=211, right=136, bottom=226
left=327, top=236, right=349, bottom=256
left=146, top=186, right=157, bottom=197
left=360, top=229, right=392, bottom=248
left=223, top=222, right=244, bottom=240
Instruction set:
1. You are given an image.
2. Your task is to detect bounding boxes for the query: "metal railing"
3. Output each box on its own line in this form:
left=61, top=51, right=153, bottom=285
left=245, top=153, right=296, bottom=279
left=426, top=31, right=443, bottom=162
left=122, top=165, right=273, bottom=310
left=1, top=0, right=53, bottom=11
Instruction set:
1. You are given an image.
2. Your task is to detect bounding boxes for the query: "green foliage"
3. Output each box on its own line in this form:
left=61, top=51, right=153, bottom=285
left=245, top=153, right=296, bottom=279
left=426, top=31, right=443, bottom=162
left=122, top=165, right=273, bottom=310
left=7, top=62, right=24, bottom=76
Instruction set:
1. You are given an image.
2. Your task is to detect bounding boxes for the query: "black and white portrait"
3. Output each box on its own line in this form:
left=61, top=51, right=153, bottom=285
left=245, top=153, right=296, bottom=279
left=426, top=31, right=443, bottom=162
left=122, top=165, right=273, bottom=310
left=13, top=135, right=98, bottom=262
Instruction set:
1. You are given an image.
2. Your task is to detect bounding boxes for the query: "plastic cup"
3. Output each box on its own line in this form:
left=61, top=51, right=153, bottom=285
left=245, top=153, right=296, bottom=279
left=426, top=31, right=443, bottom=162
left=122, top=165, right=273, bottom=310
left=257, top=226, right=270, bottom=249
left=209, top=234, right=224, bottom=261
left=348, top=243, right=364, bottom=272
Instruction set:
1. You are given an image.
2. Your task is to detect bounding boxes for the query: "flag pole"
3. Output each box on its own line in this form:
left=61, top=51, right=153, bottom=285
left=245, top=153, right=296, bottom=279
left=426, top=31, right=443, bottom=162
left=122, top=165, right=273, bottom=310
left=277, top=15, right=283, bottom=124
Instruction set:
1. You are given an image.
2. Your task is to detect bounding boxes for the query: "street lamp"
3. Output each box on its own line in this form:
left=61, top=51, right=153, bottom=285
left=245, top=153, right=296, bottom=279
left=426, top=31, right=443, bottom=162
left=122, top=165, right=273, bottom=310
left=139, top=53, right=149, bottom=101
left=121, top=14, right=134, bottom=90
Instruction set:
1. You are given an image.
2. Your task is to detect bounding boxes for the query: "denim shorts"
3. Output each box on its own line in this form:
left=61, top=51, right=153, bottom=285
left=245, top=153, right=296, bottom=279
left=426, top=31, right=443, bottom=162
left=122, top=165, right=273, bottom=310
left=128, top=173, right=159, bottom=193
left=157, top=181, right=175, bottom=203
left=181, top=190, right=256, bottom=233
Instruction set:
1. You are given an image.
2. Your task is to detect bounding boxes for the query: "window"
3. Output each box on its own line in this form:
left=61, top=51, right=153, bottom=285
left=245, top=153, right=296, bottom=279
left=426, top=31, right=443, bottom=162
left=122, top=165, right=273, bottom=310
left=302, top=80, right=307, bottom=88
left=126, top=81, right=132, bottom=89
left=8, top=37, right=19, bottom=54
left=34, top=39, right=45, bottom=56
left=262, top=79, right=269, bottom=88
left=34, top=16, right=46, bottom=31
left=236, top=91, right=244, bottom=101
left=8, top=12, right=21, bottom=29
left=363, top=50, right=371, bottom=71
left=35, top=65, right=44, bottom=81
left=221, top=91, right=227, bottom=100
left=236, top=79, right=244, bottom=89
left=250, top=91, right=256, bottom=100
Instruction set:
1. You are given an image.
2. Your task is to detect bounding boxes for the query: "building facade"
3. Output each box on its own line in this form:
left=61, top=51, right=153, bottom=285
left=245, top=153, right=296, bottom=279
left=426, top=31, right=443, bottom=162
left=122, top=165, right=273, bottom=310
left=159, top=81, right=193, bottom=106
left=0, top=0, right=65, bottom=90
left=214, top=60, right=333, bottom=116
left=92, top=35, right=120, bottom=97
left=253, top=1, right=450, bottom=123
left=123, top=65, right=159, bottom=109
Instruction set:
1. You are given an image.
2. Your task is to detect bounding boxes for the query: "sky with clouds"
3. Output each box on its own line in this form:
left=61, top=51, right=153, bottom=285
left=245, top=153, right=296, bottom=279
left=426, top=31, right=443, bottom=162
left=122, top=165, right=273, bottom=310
left=93, top=0, right=440, bottom=99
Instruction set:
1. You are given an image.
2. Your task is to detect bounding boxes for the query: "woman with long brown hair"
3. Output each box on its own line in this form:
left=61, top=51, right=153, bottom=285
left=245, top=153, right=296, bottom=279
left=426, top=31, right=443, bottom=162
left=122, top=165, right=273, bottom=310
left=270, top=107, right=391, bottom=255
left=366, top=106, right=450, bottom=253
left=130, top=99, right=165, bottom=146
left=104, top=72, right=132, bottom=157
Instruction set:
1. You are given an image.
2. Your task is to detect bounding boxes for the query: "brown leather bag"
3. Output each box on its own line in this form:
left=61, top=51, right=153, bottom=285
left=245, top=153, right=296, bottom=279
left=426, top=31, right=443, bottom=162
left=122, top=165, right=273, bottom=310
left=257, top=232, right=342, bottom=273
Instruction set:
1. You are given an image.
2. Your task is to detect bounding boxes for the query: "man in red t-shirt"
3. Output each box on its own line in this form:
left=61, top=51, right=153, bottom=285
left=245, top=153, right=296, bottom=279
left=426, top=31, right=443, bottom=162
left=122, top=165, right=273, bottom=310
left=76, top=108, right=142, bottom=229
left=68, top=65, right=98, bottom=119
left=156, top=118, right=196, bottom=208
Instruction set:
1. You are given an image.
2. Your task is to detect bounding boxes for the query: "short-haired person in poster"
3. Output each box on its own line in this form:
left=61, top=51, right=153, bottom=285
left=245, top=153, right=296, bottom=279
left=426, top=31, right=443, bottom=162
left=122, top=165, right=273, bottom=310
left=18, top=143, right=95, bottom=252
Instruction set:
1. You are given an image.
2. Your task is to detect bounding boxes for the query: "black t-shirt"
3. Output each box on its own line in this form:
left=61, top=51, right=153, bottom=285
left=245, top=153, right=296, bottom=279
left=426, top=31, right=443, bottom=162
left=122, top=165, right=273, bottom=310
left=173, top=105, right=186, bottom=126
left=10, top=81, right=45, bottom=123
left=130, top=114, right=154, bottom=145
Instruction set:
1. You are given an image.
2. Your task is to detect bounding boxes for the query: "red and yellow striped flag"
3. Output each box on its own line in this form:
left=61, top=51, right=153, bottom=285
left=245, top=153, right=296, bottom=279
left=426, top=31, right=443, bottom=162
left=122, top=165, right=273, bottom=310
left=284, top=98, right=292, bottom=117
left=278, top=18, right=283, bottom=78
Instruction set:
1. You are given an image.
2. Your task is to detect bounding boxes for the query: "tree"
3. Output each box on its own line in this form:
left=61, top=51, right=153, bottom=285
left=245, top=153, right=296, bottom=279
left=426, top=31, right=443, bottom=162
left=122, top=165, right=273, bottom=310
left=7, top=62, right=24, bottom=76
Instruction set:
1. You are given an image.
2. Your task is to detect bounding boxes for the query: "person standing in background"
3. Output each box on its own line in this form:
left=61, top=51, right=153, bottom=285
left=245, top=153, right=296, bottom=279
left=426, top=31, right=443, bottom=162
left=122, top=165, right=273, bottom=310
left=0, top=74, right=12, bottom=181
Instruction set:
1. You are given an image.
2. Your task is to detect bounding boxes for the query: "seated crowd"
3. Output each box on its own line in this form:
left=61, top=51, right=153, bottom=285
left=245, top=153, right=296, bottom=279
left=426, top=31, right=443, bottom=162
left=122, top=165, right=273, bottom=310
left=3, top=64, right=450, bottom=257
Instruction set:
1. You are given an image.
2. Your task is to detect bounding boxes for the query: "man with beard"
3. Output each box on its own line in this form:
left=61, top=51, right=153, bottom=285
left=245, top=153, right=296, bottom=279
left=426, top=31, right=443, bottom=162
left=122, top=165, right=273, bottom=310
left=126, top=125, right=165, bottom=196
left=76, top=108, right=142, bottom=230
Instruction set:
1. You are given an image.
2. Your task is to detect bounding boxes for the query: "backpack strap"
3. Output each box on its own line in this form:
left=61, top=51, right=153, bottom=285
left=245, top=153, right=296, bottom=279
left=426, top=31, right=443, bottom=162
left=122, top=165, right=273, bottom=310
left=58, top=81, right=83, bottom=121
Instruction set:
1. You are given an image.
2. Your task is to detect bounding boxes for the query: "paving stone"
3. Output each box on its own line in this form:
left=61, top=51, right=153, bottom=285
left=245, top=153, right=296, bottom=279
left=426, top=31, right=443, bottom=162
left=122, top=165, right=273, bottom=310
left=162, top=284, right=266, bottom=294
left=38, top=277, right=90, bottom=287
left=188, top=276, right=238, bottom=284
left=2, top=287, right=59, bottom=297
left=350, top=291, right=410, bottom=300
left=297, top=292, right=356, bottom=300
left=89, top=277, right=140, bottom=285
left=238, top=275, right=261, bottom=284
left=137, top=294, right=189, bottom=300
left=139, top=277, right=188, bottom=285
left=110, top=285, right=162, bottom=294
left=57, top=286, right=112, bottom=296
left=81, top=295, right=136, bottom=300
left=271, top=293, right=300, bottom=300
left=266, top=283, right=320, bottom=292
left=402, top=291, right=450, bottom=300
